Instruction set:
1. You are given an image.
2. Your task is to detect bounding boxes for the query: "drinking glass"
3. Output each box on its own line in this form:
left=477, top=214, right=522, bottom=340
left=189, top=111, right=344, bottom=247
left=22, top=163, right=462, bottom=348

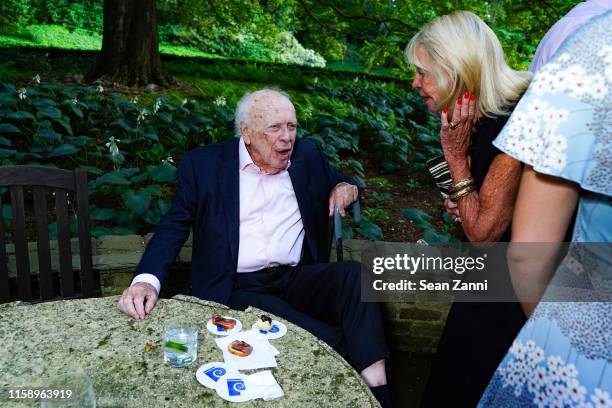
left=163, top=320, right=198, bottom=367
left=40, top=372, right=96, bottom=408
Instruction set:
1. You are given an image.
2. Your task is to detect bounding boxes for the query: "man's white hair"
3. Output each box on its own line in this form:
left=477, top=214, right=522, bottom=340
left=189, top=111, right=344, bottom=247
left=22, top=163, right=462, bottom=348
left=234, top=87, right=291, bottom=137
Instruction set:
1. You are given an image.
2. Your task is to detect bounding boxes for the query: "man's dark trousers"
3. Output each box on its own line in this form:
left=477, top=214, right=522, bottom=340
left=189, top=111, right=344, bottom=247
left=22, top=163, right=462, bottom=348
left=228, top=261, right=388, bottom=372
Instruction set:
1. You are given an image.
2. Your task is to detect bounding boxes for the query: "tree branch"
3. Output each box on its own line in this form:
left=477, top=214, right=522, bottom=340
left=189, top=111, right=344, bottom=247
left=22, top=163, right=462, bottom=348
left=295, top=0, right=343, bottom=34
left=317, top=0, right=417, bottom=32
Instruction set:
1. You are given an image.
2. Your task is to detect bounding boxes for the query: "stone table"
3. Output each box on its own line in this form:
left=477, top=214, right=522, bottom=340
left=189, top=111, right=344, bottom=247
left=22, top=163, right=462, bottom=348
left=0, top=295, right=378, bottom=407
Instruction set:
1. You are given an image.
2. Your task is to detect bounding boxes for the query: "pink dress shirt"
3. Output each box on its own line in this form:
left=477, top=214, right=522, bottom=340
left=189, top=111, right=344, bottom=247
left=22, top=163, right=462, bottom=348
left=132, top=138, right=305, bottom=293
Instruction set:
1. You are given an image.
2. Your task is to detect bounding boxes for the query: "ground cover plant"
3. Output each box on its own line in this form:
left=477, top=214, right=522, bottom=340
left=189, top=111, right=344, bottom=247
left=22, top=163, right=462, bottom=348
left=0, top=56, right=456, bottom=242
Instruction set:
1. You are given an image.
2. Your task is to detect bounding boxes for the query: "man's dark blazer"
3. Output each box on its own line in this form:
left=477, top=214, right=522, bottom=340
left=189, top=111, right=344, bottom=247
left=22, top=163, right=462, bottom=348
left=134, top=137, right=354, bottom=305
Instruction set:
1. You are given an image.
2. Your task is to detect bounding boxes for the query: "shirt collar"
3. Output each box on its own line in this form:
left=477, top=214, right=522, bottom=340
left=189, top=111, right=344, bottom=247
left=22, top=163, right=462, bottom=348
left=238, top=137, right=291, bottom=174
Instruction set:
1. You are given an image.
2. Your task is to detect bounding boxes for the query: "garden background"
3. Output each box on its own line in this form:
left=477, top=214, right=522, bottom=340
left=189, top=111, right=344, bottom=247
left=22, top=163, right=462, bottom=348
left=0, top=0, right=578, bottom=244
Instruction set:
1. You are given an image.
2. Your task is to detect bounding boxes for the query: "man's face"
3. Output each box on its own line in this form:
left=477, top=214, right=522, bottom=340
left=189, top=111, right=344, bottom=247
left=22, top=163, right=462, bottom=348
left=242, top=93, right=297, bottom=174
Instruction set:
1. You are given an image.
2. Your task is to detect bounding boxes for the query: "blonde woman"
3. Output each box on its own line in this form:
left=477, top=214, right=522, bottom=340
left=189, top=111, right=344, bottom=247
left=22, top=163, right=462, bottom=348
left=404, top=11, right=531, bottom=407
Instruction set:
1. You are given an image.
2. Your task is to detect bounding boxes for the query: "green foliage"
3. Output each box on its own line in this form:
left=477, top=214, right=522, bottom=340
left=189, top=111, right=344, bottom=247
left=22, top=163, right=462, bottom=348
left=362, top=207, right=390, bottom=223
left=367, top=177, right=392, bottom=190
left=1, top=0, right=578, bottom=72
left=0, top=58, right=440, bottom=237
left=406, top=179, right=422, bottom=190
left=0, top=0, right=102, bottom=32
left=0, top=25, right=101, bottom=50
left=0, top=82, right=235, bottom=237
left=401, top=207, right=459, bottom=244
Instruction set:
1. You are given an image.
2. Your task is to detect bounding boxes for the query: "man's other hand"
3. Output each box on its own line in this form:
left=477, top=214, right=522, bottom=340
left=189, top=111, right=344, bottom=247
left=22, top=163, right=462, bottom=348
left=117, top=282, right=158, bottom=320
left=329, top=182, right=358, bottom=217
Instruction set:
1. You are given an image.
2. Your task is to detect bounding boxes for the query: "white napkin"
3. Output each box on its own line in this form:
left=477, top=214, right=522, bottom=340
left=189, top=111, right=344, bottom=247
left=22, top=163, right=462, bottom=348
left=245, top=371, right=284, bottom=401
left=214, top=370, right=284, bottom=402
left=215, top=329, right=278, bottom=370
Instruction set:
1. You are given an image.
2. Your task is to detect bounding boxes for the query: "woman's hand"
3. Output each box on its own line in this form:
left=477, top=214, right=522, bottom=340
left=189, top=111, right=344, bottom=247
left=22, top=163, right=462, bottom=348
left=444, top=198, right=460, bottom=222
left=440, top=92, right=477, bottom=163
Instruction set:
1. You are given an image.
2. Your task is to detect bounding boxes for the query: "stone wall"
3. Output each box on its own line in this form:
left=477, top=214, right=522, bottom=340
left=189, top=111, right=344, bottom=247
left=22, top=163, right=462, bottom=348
left=331, top=239, right=451, bottom=353
left=5, top=235, right=450, bottom=353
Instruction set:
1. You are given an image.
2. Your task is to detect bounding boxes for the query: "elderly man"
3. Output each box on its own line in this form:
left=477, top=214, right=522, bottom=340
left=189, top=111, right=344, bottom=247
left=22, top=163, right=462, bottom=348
left=117, top=88, right=390, bottom=405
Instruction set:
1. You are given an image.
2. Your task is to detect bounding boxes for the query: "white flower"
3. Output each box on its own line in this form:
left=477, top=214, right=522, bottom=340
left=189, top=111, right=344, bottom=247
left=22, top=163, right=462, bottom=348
left=543, top=150, right=567, bottom=171
left=530, top=137, right=544, bottom=154
left=514, top=384, right=523, bottom=397
left=105, top=137, right=121, bottom=158
left=543, top=73, right=561, bottom=95
left=533, top=347, right=545, bottom=365
left=213, top=96, right=226, bottom=107
left=533, top=392, right=548, bottom=408
left=532, top=76, right=550, bottom=96
left=131, top=96, right=139, bottom=104
left=506, top=121, right=523, bottom=138
left=137, top=108, right=149, bottom=125
left=96, top=84, right=104, bottom=93
left=353, top=77, right=359, bottom=83
left=551, top=382, right=570, bottom=401
left=554, top=108, right=570, bottom=125
left=303, top=106, right=313, bottom=118
left=162, top=155, right=174, bottom=165
left=32, top=74, right=41, bottom=85
left=566, top=64, right=586, bottom=78
left=510, top=341, right=523, bottom=357
left=529, top=366, right=547, bottom=393
left=17, top=88, right=27, bottom=100
left=181, top=98, right=188, bottom=106
left=590, top=76, right=608, bottom=100
left=558, top=53, right=571, bottom=62
left=541, top=62, right=560, bottom=74
left=547, top=355, right=564, bottom=368
left=524, top=122, right=541, bottom=139
left=566, top=256, right=585, bottom=275
left=528, top=376, right=541, bottom=394
left=567, top=379, right=587, bottom=403
left=153, top=98, right=162, bottom=113
left=511, top=110, right=529, bottom=128
left=568, top=76, right=591, bottom=98
left=70, top=97, right=78, bottom=105
left=550, top=135, right=568, bottom=152
left=591, top=389, right=612, bottom=408
left=525, top=99, right=549, bottom=118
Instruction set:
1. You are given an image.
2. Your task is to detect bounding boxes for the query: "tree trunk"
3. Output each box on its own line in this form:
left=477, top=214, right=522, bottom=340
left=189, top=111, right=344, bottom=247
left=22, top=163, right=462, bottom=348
left=88, top=0, right=171, bottom=86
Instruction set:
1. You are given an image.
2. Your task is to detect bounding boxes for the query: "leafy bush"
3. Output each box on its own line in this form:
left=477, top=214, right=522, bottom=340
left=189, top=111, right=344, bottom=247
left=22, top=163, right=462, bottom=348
left=400, top=208, right=459, bottom=244
left=0, top=41, right=441, bottom=239
left=0, top=82, right=234, bottom=237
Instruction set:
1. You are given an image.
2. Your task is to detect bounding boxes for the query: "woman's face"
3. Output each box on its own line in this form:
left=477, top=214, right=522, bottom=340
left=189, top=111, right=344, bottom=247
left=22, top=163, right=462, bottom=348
left=412, top=45, right=442, bottom=113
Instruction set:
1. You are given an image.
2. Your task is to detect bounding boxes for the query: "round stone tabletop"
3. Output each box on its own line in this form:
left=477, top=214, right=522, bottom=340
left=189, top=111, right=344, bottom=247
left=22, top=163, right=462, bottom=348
left=0, top=295, right=378, bottom=407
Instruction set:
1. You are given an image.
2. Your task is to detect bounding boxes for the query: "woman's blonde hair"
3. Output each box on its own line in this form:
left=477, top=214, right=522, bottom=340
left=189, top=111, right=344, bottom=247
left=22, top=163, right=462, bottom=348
left=405, top=10, right=531, bottom=116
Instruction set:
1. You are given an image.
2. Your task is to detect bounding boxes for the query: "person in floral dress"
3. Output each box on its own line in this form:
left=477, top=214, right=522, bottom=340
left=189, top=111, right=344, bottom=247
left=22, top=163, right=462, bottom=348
left=478, top=10, right=612, bottom=408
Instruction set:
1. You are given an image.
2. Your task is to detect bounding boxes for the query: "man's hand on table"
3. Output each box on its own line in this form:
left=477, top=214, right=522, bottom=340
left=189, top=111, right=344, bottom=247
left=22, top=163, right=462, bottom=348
left=328, top=182, right=358, bottom=217
left=117, top=282, right=158, bottom=319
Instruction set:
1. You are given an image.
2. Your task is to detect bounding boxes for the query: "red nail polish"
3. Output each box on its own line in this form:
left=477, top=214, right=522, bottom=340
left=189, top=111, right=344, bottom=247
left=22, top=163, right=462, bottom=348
left=442, top=108, right=448, bottom=113
left=471, top=93, right=476, bottom=101
left=464, top=91, right=469, bottom=99
left=457, top=98, right=462, bottom=104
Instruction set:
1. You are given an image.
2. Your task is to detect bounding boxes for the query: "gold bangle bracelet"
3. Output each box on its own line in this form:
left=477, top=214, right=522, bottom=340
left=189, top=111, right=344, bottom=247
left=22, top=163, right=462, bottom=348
left=450, top=185, right=475, bottom=201
left=450, top=177, right=475, bottom=194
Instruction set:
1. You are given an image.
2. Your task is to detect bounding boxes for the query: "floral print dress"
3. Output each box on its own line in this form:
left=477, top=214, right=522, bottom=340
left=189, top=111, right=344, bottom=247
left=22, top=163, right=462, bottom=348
left=478, top=10, right=612, bottom=408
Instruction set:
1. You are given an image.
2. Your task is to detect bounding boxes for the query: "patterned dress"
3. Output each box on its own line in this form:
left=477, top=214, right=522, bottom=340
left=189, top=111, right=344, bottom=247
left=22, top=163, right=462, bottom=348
left=478, top=11, right=612, bottom=408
